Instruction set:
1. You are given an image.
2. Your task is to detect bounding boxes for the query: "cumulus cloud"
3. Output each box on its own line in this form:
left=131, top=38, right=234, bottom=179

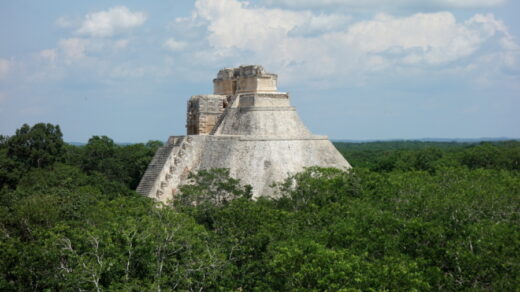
left=288, top=13, right=351, bottom=36
left=113, top=39, right=130, bottom=50
left=34, top=7, right=144, bottom=74
left=0, top=59, right=10, bottom=79
left=193, top=0, right=348, bottom=50
left=438, top=0, right=505, bottom=7
left=59, top=38, right=89, bottom=60
left=176, top=0, right=519, bottom=83
left=342, top=12, right=492, bottom=65
left=77, top=6, right=146, bottom=37
left=110, top=65, right=147, bottom=78
left=164, top=38, right=188, bottom=51
left=263, top=0, right=506, bottom=9
left=39, top=49, right=58, bottom=62
left=55, top=16, right=78, bottom=28
left=40, top=37, right=134, bottom=67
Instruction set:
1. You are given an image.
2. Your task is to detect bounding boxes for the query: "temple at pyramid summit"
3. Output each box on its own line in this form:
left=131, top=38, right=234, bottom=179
left=137, top=65, right=351, bottom=202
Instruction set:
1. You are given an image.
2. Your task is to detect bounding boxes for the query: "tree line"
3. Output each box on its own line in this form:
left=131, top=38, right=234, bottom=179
left=1, top=123, right=519, bottom=291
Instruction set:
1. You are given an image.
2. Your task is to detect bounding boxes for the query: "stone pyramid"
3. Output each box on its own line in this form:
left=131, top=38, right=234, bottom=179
left=137, top=65, right=351, bottom=202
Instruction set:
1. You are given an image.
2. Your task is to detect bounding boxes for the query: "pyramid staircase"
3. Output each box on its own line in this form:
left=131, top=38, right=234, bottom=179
left=136, top=137, right=184, bottom=196
left=137, top=135, right=202, bottom=201
left=209, top=94, right=239, bottom=135
left=154, top=136, right=196, bottom=199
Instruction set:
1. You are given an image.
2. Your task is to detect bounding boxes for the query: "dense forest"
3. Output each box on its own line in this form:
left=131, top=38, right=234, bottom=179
left=1, top=123, right=519, bottom=291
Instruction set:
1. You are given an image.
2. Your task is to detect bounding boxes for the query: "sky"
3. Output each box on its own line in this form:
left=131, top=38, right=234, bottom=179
left=0, top=0, right=519, bottom=142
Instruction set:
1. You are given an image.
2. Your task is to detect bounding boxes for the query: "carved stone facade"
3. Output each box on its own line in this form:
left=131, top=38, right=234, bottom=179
left=213, top=65, right=278, bottom=95
left=137, top=65, right=351, bottom=203
left=188, top=65, right=277, bottom=135
left=186, top=95, right=227, bottom=135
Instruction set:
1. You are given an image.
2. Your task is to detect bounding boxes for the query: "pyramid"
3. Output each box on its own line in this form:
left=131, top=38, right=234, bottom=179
left=137, top=65, right=351, bottom=202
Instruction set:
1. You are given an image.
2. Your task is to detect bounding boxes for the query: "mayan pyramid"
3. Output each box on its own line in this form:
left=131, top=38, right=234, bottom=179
left=137, top=65, right=351, bottom=202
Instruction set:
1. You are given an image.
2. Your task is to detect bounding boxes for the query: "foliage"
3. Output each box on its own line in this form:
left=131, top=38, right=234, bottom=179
left=6, top=123, right=64, bottom=169
left=0, top=148, right=23, bottom=189
left=79, top=135, right=162, bottom=189
left=273, top=166, right=363, bottom=210
left=1, top=123, right=519, bottom=290
left=175, top=168, right=252, bottom=229
left=1, top=123, right=64, bottom=189
left=335, top=140, right=520, bottom=172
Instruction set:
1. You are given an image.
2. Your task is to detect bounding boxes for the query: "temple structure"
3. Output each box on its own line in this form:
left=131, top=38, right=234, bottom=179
left=137, top=65, right=351, bottom=202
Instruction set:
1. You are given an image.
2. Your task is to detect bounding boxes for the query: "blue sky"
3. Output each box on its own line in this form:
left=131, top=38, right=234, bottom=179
left=0, top=0, right=519, bottom=142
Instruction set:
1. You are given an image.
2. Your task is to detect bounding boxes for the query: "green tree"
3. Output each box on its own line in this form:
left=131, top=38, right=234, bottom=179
left=264, top=240, right=429, bottom=291
left=116, top=142, right=162, bottom=189
left=274, top=167, right=362, bottom=211
left=175, top=169, right=252, bottom=228
left=0, top=148, right=23, bottom=189
left=80, top=137, right=161, bottom=189
left=460, top=142, right=501, bottom=169
left=81, top=136, right=119, bottom=176
left=6, top=123, right=64, bottom=168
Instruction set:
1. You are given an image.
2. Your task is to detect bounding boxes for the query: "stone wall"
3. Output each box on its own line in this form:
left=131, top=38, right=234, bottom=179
left=186, top=95, right=227, bottom=135
left=238, top=92, right=290, bottom=107
left=213, top=65, right=277, bottom=95
left=138, top=134, right=350, bottom=202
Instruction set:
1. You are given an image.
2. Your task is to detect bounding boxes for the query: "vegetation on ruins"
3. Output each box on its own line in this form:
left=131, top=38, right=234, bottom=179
left=1, top=123, right=519, bottom=291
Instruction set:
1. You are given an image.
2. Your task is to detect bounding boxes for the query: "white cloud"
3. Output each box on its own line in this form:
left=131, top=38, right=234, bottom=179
left=191, top=0, right=349, bottom=57
left=55, top=16, right=78, bottom=28
left=77, top=6, right=147, bottom=37
left=440, top=0, right=506, bottom=7
left=110, top=66, right=147, bottom=78
left=341, top=12, right=487, bottom=65
left=164, top=38, right=187, bottom=51
left=59, top=38, right=89, bottom=61
left=34, top=8, right=143, bottom=76
left=0, top=59, right=10, bottom=79
left=288, top=13, right=351, bottom=36
left=263, top=0, right=506, bottom=9
left=39, top=38, right=131, bottom=68
left=114, top=39, right=130, bottom=50
left=179, top=0, right=519, bottom=84
left=40, top=49, right=58, bottom=62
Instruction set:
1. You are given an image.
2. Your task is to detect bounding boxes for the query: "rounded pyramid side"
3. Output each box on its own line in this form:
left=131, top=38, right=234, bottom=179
left=197, top=136, right=351, bottom=198
left=216, top=93, right=312, bottom=137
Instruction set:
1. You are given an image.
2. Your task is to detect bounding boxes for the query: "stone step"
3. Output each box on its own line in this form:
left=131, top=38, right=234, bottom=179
left=136, top=143, right=178, bottom=195
left=210, top=95, right=238, bottom=135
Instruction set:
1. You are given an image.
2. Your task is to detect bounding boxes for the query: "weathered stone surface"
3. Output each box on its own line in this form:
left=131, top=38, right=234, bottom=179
left=186, top=95, right=226, bottom=135
left=137, top=65, right=351, bottom=203
left=213, top=65, right=277, bottom=95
